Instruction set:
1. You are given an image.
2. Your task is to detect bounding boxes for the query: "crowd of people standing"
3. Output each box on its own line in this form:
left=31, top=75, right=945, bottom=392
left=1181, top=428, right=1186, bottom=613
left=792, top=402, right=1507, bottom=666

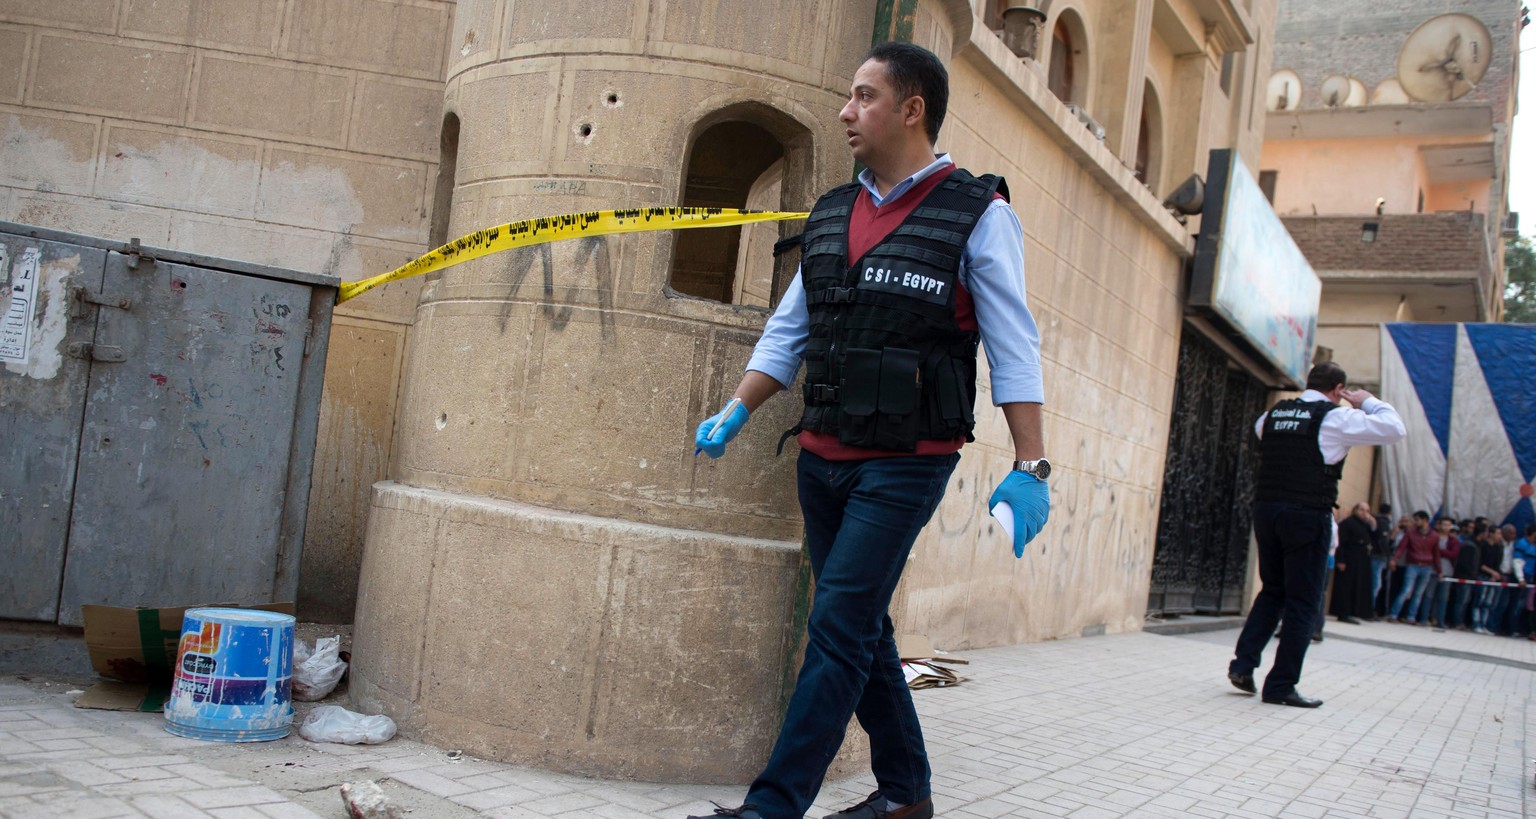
left=1327, top=503, right=1536, bottom=637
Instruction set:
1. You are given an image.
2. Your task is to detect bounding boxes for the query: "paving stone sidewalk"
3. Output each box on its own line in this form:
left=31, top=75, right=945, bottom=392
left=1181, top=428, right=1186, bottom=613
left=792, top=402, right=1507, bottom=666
left=1, top=620, right=1530, bottom=818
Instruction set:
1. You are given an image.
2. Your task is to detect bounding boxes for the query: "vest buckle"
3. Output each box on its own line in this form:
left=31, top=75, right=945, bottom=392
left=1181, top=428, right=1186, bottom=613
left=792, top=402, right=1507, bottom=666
left=805, top=384, right=840, bottom=404
left=810, top=287, right=857, bottom=306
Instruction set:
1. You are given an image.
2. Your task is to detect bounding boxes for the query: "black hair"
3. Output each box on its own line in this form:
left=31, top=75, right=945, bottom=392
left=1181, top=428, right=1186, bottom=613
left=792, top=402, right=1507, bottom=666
left=1305, top=361, right=1347, bottom=393
left=1412, top=510, right=1430, bottom=520
left=1526, top=524, right=1535, bottom=537
left=864, top=41, right=948, bottom=143
left=1378, top=502, right=1392, bottom=514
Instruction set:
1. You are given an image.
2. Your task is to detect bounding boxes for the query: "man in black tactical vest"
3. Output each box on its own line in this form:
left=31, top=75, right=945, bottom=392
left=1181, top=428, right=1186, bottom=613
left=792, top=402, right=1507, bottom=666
left=1228, top=362, right=1405, bottom=708
left=688, top=42, right=1049, bottom=819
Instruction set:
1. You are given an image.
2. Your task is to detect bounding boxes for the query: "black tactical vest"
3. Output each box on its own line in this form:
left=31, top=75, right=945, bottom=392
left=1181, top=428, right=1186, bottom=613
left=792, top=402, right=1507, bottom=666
left=1254, top=398, right=1345, bottom=510
left=797, top=168, right=1004, bottom=451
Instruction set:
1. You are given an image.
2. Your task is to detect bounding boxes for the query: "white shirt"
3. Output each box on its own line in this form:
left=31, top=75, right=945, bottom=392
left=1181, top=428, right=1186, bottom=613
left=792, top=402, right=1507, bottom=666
left=1254, top=389, right=1407, bottom=465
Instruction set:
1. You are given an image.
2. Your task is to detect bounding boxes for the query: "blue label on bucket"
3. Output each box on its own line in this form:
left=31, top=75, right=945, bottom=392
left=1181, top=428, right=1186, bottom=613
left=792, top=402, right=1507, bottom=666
left=166, top=607, right=296, bottom=743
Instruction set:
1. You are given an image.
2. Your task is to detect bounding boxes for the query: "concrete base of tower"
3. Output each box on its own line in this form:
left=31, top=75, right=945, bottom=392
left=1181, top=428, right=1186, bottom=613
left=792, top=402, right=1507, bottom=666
left=350, top=480, right=822, bottom=782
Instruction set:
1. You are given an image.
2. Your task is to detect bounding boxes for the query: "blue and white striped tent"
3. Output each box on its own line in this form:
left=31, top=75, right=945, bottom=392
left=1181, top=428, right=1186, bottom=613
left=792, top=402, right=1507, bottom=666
left=1380, top=323, right=1536, bottom=532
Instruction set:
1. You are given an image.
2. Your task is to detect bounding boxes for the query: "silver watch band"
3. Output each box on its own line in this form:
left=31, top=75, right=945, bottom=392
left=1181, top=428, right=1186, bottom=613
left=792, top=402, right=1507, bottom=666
left=1012, top=458, right=1051, bottom=480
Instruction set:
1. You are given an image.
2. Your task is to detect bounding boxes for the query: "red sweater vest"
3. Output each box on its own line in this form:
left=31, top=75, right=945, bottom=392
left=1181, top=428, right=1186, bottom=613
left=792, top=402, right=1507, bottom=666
left=798, top=165, right=973, bottom=461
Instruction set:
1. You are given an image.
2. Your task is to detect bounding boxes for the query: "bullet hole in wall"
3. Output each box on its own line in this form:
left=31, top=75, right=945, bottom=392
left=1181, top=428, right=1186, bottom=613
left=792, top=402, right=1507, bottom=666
left=603, top=91, right=621, bottom=107
left=436, top=413, right=447, bottom=431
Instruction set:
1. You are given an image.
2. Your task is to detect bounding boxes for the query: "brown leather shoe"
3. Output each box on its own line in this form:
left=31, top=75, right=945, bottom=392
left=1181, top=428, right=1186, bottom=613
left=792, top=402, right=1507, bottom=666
left=822, top=791, right=934, bottom=818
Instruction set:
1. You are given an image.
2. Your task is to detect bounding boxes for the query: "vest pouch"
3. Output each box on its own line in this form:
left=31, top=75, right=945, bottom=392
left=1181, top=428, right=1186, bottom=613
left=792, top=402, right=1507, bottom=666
left=936, top=357, right=966, bottom=422
left=838, top=348, right=880, bottom=414
left=875, top=347, right=921, bottom=450
left=836, top=348, right=881, bottom=447
left=834, top=347, right=921, bottom=451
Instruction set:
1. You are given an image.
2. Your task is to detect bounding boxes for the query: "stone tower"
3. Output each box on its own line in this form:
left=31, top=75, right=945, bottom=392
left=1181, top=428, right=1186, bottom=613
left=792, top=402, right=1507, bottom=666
left=350, top=0, right=885, bottom=782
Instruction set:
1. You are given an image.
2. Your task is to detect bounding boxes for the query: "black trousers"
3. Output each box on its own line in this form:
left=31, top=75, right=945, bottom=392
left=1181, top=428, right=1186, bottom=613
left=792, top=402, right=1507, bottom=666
left=1230, top=501, right=1331, bottom=698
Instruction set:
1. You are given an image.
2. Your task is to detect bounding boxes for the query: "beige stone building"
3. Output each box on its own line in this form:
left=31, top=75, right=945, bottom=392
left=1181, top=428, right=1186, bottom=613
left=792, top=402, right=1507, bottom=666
left=1259, top=0, right=1521, bottom=508
left=4, top=0, right=1314, bottom=783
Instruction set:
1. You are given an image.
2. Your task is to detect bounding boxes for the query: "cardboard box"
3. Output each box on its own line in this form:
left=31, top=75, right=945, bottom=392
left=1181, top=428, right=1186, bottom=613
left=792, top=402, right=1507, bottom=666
left=77, top=602, right=294, bottom=712
left=896, top=634, right=970, bottom=690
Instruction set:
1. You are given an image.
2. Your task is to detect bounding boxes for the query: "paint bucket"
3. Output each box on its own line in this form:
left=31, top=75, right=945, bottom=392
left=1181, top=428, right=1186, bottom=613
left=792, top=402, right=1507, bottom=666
left=164, top=607, right=294, bottom=742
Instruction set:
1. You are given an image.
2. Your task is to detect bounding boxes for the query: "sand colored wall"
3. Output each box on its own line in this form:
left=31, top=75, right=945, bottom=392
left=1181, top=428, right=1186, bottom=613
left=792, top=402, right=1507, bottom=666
left=888, top=22, right=1194, bottom=649
left=1336, top=448, right=1377, bottom=515
left=1425, top=179, right=1493, bottom=214
left=1314, top=289, right=1405, bottom=390
left=0, top=0, right=448, bottom=623
left=1261, top=134, right=1494, bottom=217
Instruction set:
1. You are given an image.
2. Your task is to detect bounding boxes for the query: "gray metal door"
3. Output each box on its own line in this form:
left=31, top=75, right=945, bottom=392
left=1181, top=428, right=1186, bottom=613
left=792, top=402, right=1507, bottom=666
left=0, top=238, right=107, bottom=621
left=55, top=253, right=313, bottom=626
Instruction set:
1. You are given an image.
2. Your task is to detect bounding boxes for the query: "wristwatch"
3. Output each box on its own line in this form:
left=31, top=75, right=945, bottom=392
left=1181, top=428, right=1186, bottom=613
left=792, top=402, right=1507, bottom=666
left=1012, top=458, right=1051, bottom=480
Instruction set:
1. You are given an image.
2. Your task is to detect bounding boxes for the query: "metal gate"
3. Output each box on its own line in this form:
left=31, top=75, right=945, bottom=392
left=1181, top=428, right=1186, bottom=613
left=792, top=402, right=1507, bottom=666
left=0, top=222, right=336, bottom=626
left=1148, top=327, right=1270, bottom=616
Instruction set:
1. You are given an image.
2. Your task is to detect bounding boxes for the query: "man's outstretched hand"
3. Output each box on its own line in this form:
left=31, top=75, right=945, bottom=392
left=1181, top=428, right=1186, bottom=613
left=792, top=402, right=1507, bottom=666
left=694, top=402, right=750, bottom=459
left=988, top=471, right=1050, bottom=558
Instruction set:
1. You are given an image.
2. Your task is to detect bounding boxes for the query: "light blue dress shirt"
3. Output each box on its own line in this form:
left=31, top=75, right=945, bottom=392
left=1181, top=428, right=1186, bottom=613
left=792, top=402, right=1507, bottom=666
left=744, top=154, right=1045, bottom=405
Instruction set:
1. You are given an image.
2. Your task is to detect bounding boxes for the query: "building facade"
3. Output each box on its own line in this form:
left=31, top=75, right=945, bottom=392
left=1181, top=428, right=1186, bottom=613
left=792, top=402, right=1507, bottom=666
left=1259, top=0, right=1521, bottom=508
left=2, top=0, right=1302, bottom=781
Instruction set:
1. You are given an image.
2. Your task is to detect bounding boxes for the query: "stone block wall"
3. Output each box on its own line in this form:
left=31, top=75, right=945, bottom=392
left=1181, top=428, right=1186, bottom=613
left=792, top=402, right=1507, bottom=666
left=0, top=0, right=452, bottom=622
left=887, top=16, right=1196, bottom=649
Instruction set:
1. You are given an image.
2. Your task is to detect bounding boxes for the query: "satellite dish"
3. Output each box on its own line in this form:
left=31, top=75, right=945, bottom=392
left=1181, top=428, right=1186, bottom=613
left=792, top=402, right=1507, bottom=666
left=1320, top=74, right=1351, bottom=107
left=1347, top=78, right=1368, bottom=106
left=1318, top=75, right=1366, bottom=108
left=1267, top=69, right=1302, bottom=112
left=1373, top=79, right=1410, bottom=104
left=1396, top=13, right=1492, bottom=102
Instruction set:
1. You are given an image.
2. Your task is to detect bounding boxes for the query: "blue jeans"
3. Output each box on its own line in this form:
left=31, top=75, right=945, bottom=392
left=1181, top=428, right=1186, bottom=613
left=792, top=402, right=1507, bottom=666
left=1488, top=583, right=1512, bottom=633
left=1472, top=584, right=1500, bottom=629
left=745, top=450, right=960, bottom=819
left=1449, top=582, right=1474, bottom=628
left=1430, top=578, right=1452, bottom=626
left=1508, top=587, right=1532, bottom=635
left=1390, top=565, right=1435, bottom=622
left=1230, top=502, right=1330, bottom=699
left=1370, top=557, right=1389, bottom=612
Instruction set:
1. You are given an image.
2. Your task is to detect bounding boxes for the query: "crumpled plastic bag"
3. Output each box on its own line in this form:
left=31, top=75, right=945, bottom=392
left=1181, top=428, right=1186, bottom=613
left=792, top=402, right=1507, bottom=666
left=292, top=635, right=348, bottom=701
left=298, top=705, right=397, bottom=745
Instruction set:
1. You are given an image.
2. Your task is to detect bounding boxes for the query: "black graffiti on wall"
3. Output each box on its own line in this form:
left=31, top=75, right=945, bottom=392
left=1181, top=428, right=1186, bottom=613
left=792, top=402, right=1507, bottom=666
left=499, top=235, right=616, bottom=340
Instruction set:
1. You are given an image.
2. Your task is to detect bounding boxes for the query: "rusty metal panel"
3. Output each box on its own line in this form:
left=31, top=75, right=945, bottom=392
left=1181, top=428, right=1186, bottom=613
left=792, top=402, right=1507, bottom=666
left=0, top=236, right=106, bottom=621
left=56, top=253, right=316, bottom=625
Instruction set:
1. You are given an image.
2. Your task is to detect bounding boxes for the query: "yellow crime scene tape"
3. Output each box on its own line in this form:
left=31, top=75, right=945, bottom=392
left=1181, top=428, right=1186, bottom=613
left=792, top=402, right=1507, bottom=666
left=337, top=207, right=810, bottom=303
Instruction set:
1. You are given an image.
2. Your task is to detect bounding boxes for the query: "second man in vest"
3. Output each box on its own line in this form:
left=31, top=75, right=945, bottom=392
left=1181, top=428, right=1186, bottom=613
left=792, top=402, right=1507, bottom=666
left=1228, top=362, right=1405, bottom=708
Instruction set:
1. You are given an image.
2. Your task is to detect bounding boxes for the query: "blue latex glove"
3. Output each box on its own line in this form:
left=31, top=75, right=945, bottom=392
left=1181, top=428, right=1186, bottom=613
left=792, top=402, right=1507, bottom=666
left=988, top=471, right=1050, bottom=558
left=693, top=400, right=750, bottom=459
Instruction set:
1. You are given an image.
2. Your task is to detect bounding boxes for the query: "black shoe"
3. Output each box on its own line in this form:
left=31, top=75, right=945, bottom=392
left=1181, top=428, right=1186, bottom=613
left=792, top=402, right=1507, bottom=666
left=688, top=803, right=764, bottom=818
left=823, top=792, right=935, bottom=818
left=1338, top=616, right=1361, bottom=625
left=1262, top=691, right=1323, bottom=708
left=1227, top=671, right=1256, bottom=694
left=1311, top=632, right=1323, bottom=643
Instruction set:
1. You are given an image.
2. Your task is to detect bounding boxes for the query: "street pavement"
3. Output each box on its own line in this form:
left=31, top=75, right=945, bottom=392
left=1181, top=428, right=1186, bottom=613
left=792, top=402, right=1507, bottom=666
left=0, top=619, right=1531, bottom=818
